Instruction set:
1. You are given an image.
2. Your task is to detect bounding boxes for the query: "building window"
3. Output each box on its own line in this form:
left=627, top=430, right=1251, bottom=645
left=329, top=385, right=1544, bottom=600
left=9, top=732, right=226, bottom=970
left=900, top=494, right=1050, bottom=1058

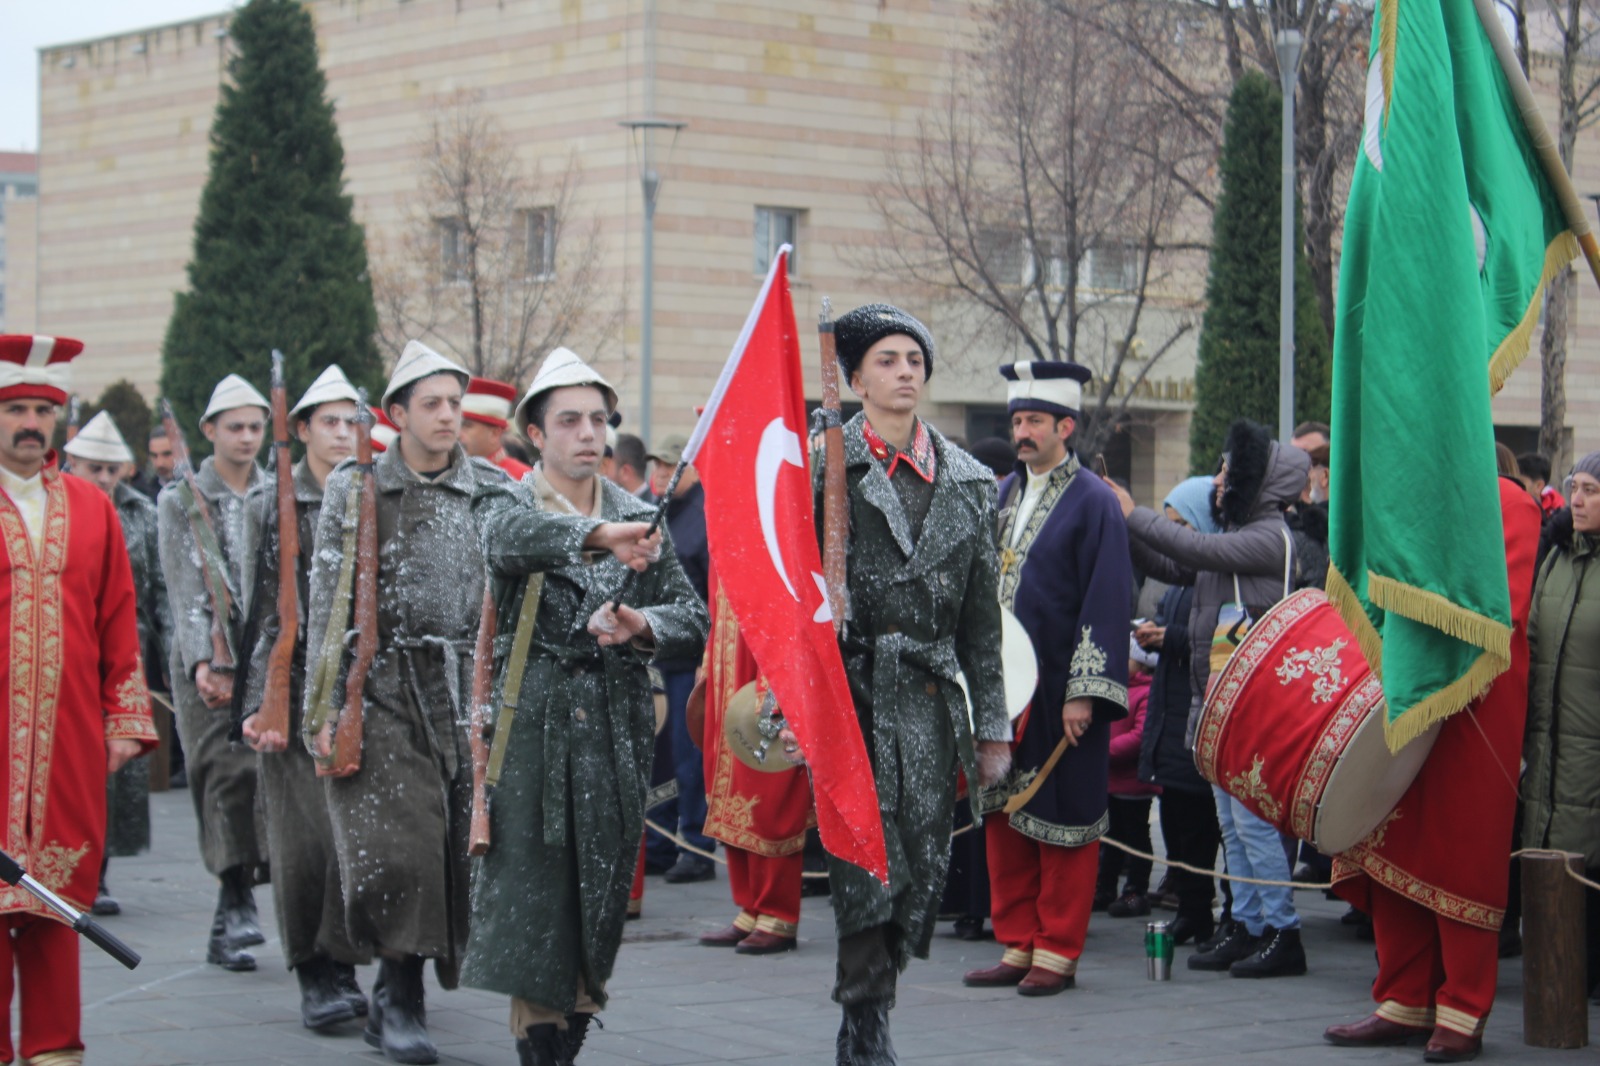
left=1083, top=244, right=1140, bottom=293
left=755, top=206, right=802, bottom=275
left=520, top=207, right=555, bottom=280
left=435, top=218, right=466, bottom=281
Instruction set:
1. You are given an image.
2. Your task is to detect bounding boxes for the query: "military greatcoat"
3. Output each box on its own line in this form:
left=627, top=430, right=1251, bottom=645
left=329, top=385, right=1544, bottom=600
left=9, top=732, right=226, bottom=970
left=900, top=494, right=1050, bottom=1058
left=157, top=457, right=267, bottom=877
left=238, top=458, right=358, bottom=969
left=105, top=481, right=169, bottom=857
left=463, top=474, right=708, bottom=1014
left=302, top=444, right=515, bottom=987
left=823, top=414, right=1009, bottom=970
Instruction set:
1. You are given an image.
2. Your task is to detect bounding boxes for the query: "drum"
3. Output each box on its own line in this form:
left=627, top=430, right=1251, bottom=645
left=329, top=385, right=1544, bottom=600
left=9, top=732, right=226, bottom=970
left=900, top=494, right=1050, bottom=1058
left=957, top=605, right=1038, bottom=730
left=1194, top=588, right=1438, bottom=854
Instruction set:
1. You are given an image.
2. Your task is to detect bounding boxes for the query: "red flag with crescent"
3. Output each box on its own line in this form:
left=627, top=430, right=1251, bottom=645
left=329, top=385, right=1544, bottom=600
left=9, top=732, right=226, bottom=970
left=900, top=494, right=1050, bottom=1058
left=683, top=248, right=888, bottom=883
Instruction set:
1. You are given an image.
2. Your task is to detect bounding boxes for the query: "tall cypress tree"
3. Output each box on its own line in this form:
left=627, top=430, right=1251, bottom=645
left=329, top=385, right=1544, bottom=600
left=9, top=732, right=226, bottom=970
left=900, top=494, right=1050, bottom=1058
left=161, top=0, right=381, bottom=435
left=1189, top=71, right=1331, bottom=473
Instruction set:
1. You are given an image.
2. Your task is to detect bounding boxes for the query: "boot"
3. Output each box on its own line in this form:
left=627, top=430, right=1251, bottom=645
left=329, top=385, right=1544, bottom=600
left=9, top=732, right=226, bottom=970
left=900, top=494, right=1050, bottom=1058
left=205, top=913, right=256, bottom=972
left=370, top=956, right=437, bottom=1065
left=836, top=1013, right=852, bottom=1066
left=218, top=865, right=264, bottom=950
left=297, top=956, right=358, bottom=1030
left=92, top=874, right=121, bottom=917
left=363, top=969, right=386, bottom=1050
left=516, top=1023, right=562, bottom=1066
left=558, top=1013, right=597, bottom=1064
left=330, top=961, right=368, bottom=1017
left=1193, top=917, right=1241, bottom=955
left=1187, top=921, right=1257, bottom=971
left=1169, top=910, right=1214, bottom=946
left=1106, top=890, right=1151, bottom=918
left=842, top=1000, right=896, bottom=1066
left=1229, top=925, right=1307, bottom=978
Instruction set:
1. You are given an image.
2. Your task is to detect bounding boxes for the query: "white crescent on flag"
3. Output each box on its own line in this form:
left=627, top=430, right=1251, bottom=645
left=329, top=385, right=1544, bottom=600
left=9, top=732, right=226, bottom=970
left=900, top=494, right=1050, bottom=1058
left=756, top=416, right=804, bottom=601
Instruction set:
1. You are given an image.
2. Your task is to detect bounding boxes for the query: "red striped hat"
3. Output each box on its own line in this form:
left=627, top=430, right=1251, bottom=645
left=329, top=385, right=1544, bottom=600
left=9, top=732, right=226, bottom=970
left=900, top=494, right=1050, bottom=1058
left=462, top=377, right=517, bottom=429
left=0, top=334, right=83, bottom=405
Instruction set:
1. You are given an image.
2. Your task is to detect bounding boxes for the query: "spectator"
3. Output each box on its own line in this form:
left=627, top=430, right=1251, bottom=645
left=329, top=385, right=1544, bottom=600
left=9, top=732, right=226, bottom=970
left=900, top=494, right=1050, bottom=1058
left=1108, top=419, right=1310, bottom=979
left=1136, top=476, right=1224, bottom=947
left=1097, top=640, right=1158, bottom=917
left=1521, top=451, right=1600, bottom=992
left=1518, top=451, right=1566, bottom=521
left=968, top=436, right=1016, bottom=479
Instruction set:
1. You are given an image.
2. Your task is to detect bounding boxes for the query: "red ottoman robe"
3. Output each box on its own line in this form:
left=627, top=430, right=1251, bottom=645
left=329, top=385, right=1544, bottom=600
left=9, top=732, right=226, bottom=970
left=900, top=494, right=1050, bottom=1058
left=0, top=457, right=156, bottom=920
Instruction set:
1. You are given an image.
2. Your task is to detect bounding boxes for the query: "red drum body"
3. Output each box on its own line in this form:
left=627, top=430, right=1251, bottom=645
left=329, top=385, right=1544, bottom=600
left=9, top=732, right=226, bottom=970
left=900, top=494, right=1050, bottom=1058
left=1195, top=589, right=1438, bottom=854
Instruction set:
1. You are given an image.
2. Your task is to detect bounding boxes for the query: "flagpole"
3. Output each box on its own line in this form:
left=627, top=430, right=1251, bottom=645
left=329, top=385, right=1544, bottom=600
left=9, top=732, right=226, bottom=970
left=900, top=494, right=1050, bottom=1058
left=1472, top=0, right=1600, bottom=291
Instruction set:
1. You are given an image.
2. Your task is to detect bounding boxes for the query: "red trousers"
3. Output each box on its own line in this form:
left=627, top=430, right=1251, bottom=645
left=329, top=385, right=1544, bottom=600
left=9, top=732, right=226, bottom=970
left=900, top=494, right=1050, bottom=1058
left=985, top=813, right=1097, bottom=975
left=725, top=847, right=802, bottom=936
left=1369, top=883, right=1499, bottom=1037
left=0, top=914, right=82, bottom=1064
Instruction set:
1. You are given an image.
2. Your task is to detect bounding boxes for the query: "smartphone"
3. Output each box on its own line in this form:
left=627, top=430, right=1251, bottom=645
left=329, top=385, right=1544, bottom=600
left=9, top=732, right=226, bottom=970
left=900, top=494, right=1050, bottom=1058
left=1093, top=453, right=1109, bottom=479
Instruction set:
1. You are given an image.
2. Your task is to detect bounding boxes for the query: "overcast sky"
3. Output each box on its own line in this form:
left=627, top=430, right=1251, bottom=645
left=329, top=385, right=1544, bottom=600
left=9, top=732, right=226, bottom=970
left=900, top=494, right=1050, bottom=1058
left=4, top=1, right=236, bottom=153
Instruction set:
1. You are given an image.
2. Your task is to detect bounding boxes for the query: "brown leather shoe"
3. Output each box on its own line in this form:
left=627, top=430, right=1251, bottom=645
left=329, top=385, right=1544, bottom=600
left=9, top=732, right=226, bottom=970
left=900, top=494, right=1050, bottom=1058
left=962, top=961, right=1029, bottom=987
left=1424, top=1027, right=1483, bottom=1063
left=734, top=930, right=797, bottom=955
left=1017, top=965, right=1073, bottom=996
left=1323, top=1014, right=1429, bottom=1047
left=698, top=924, right=749, bottom=947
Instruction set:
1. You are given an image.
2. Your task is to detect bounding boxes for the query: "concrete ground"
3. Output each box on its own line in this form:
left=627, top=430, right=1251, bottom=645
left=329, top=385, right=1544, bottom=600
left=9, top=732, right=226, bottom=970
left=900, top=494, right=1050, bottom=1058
left=62, top=790, right=1585, bottom=1065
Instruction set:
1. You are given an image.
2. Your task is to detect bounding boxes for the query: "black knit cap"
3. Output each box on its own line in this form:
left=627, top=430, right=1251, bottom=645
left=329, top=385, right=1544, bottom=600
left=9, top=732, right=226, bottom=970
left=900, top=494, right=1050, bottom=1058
left=834, top=303, right=935, bottom=381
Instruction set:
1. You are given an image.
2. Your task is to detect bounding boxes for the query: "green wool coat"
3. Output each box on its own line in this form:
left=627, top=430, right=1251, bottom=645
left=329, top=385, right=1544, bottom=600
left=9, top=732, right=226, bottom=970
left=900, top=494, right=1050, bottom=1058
left=822, top=415, right=1009, bottom=970
left=1521, top=529, right=1600, bottom=867
left=462, top=479, right=708, bottom=1013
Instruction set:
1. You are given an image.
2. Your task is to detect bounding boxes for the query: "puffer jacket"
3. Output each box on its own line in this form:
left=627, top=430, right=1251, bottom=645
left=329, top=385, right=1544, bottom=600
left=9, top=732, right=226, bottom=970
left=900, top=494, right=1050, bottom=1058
left=1138, top=583, right=1207, bottom=793
left=1124, top=422, right=1310, bottom=744
left=1109, top=672, right=1157, bottom=797
left=1521, top=510, right=1600, bottom=867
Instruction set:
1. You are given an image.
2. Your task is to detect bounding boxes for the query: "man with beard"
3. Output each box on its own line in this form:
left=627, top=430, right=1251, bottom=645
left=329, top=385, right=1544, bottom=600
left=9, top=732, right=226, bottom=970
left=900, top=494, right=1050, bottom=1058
left=302, top=342, right=517, bottom=1066
left=463, top=348, right=707, bottom=1066
left=963, top=361, right=1131, bottom=996
left=237, top=365, right=368, bottom=1031
left=0, top=334, right=155, bottom=1066
left=787, top=304, right=1010, bottom=1065
left=157, top=373, right=270, bottom=972
left=64, top=413, right=171, bottom=916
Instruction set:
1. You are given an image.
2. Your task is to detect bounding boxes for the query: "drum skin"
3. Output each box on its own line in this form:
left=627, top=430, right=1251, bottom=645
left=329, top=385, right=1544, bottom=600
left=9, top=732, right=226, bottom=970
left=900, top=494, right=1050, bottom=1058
left=1195, top=589, right=1437, bottom=854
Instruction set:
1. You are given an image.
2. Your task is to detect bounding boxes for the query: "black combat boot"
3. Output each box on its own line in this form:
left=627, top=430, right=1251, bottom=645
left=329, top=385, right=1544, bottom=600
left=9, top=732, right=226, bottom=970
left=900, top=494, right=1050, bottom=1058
left=297, top=956, right=358, bottom=1030
left=842, top=1000, right=896, bottom=1066
left=836, top=1012, right=852, bottom=1066
left=516, top=1023, right=562, bottom=1066
left=1187, top=921, right=1258, bottom=971
left=558, top=1013, right=597, bottom=1065
left=217, top=865, right=264, bottom=950
left=205, top=911, right=256, bottom=971
left=372, top=956, right=437, bottom=1064
left=330, top=961, right=368, bottom=1016
left=1229, top=925, right=1307, bottom=978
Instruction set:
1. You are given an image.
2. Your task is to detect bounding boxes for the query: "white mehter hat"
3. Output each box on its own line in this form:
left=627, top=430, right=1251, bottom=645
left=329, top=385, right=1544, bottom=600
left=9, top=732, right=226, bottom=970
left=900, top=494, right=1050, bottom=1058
left=291, top=364, right=361, bottom=418
left=63, top=411, right=133, bottom=464
left=514, top=347, right=618, bottom=433
left=202, top=373, right=270, bottom=424
left=382, top=340, right=469, bottom=410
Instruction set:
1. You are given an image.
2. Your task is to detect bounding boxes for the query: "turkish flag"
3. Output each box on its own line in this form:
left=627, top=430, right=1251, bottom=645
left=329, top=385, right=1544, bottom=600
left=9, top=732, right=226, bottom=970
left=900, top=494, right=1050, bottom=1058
left=684, top=249, right=888, bottom=883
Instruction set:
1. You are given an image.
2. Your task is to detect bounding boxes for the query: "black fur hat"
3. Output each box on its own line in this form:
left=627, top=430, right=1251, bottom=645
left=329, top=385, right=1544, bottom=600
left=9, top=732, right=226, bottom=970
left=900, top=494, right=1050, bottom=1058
left=834, top=304, right=935, bottom=382
left=1214, top=419, right=1274, bottom=530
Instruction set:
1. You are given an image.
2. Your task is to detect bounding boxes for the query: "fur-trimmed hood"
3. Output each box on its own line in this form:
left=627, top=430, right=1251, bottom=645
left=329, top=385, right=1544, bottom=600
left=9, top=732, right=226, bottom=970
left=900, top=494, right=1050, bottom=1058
left=1213, top=420, right=1311, bottom=531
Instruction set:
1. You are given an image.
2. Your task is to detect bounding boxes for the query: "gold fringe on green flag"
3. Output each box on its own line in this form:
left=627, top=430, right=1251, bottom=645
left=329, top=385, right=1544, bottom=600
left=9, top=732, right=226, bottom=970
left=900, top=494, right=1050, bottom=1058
left=1328, top=0, right=1579, bottom=751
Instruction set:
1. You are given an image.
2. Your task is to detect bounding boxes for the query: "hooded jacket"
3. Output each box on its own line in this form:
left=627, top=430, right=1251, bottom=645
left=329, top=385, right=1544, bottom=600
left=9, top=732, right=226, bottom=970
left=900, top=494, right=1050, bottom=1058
left=1124, top=422, right=1311, bottom=743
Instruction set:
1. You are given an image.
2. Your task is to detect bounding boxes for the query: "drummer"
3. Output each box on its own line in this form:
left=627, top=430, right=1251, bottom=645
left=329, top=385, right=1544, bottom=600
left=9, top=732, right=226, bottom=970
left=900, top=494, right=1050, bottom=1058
left=963, top=360, right=1133, bottom=997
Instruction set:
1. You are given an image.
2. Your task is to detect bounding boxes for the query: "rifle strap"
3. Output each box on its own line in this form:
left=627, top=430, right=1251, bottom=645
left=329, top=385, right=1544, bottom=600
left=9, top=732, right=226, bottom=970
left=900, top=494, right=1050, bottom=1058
left=177, top=476, right=238, bottom=662
left=484, top=571, right=545, bottom=790
left=304, top=468, right=363, bottom=753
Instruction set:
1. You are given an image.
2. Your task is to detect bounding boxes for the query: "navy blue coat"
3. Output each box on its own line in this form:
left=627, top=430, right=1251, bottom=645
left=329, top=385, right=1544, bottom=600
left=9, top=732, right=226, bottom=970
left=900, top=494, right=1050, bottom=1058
left=1136, top=584, right=1207, bottom=794
left=982, top=457, right=1132, bottom=846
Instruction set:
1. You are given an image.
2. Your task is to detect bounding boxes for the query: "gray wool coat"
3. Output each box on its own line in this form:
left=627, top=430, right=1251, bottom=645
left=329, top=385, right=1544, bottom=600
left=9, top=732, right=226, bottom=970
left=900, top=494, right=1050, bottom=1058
left=1124, top=441, right=1310, bottom=743
left=461, top=477, right=708, bottom=1013
left=301, top=444, right=516, bottom=985
left=156, top=457, right=267, bottom=876
left=823, top=414, right=1009, bottom=971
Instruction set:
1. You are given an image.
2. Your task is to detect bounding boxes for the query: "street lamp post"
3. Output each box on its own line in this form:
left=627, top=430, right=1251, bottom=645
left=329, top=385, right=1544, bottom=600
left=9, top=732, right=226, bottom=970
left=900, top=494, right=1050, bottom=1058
left=1275, top=27, right=1304, bottom=444
left=620, top=118, right=686, bottom=445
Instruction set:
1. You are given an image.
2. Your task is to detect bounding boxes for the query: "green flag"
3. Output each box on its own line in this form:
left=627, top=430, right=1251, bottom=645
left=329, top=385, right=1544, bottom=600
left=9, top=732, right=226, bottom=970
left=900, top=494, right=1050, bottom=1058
left=1329, top=0, right=1577, bottom=750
